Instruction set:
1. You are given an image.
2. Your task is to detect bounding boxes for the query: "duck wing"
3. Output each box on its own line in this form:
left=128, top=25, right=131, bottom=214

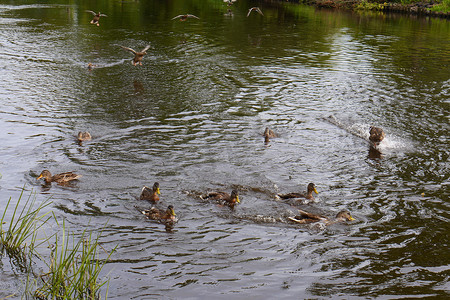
left=120, top=46, right=137, bottom=54
left=86, top=10, right=97, bottom=16
left=140, top=45, right=151, bottom=53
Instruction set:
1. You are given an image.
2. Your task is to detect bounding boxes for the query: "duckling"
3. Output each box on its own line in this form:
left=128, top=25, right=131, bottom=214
left=171, top=14, right=200, bottom=21
left=202, top=190, right=240, bottom=208
left=247, top=7, right=264, bottom=17
left=36, top=170, right=81, bottom=184
left=120, top=45, right=151, bottom=66
left=140, top=182, right=160, bottom=202
left=86, top=11, right=107, bottom=26
left=288, top=209, right=355, bottom=225
left=369, top=126, right=385, bottom=146
left=77, top=131, right=92, bottom=143
left=277, top=183, right=318, bottom=201
left=142, top=205, right=177, bottom=222
left=264, top=127, right=276, bottom=143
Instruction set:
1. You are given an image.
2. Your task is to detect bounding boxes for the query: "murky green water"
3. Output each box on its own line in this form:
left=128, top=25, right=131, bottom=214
left=0, top=0, right=449, bottom=298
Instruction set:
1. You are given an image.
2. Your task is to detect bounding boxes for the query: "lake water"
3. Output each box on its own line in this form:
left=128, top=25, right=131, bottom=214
left=0, top=0, right=449, bottom=298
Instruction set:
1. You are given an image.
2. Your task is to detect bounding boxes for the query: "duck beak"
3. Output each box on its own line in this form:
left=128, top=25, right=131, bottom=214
left=157, top=188, right=160, bottom=195
left=37, top=175, right=43, bottom=180
left=170, top=208, right=176, bottom=216
left=314, top=188, right=318, bottom=194
left=236, top=196, right=240, bottom=203
left=349, top=216, right=355, bottom=221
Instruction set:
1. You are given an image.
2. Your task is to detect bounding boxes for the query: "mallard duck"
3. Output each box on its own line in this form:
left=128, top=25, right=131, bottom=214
left=247, top=7, right=264, bottom=17
left=277, top=183, right=318, bottom=201
left=171, top=14, right=200, bottom=21
left=86, top=11, right=107, bottom=26
left=264, top=127, right=276, bottom=143
left=87, top=63, right=94, bottom=71
left=224, top=0, right=237, bottom=6
left=142, top=205, right=176, bottom=222
left=288, top=209, right=355, bottom=225
left=202, top=190, right=240, bottom=208
left=36, top=170, right=81, bottom=184
left=369, top=126, right=385, bottom=146
left=77, top=131, right=92, bottom=142
left=140, top=182, right=160, bottom=202
left=120, top=45, right=150, bottom=66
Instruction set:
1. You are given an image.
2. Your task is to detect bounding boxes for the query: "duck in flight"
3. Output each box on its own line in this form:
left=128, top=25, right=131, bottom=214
left=120, top=45, right=151, bottom=66
left=172, top=14, right=200, bottom=21
left=247, top=7, right=264, bottom=17
left=86, top=11, right=107, bottom=26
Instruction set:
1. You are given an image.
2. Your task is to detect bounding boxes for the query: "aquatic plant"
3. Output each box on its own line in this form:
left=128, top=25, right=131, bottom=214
left=34, top=220, right=115, bottom=300
left=0, top=189, right=51, bottom=267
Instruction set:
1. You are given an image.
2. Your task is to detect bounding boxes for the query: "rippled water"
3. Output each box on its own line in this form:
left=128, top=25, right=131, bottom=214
left=0, top=0, right=449, bottom=298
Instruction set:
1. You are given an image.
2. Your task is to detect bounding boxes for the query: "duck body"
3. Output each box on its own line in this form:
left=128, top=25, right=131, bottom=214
left=36, top=170, right=81, bottom=184
left=140, top=182, right=160, bottom=202
left=202, top=190, right=240, bottom=208
left=77, top=131, right=92, bottom=142
left=142, top=205, right=177, bottom=222
left=369, top=126, right=385, bottom=146
left=277, top=183, right=318, bottom=201
left=121, top=45, right=150, bottom=66
left=288, top=209, right=355, bottom=225
left=86, top=11, right=107, bottom=26
left=172, top=14, right=200, bottom=21
left=264, top=127, right=276, bottom=143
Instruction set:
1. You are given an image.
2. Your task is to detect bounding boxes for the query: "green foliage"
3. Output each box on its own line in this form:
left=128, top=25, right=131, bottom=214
left=429, top=0, right=450, bottom=12
left=35, top=221, right=116, bottom=300
left=0, top=189, right=51, bottom=265
left=355, top=0, right=389, bottom=10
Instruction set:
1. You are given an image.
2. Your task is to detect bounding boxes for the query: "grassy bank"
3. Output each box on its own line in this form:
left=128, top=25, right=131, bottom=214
left=278, top=0, right=450, bottom=16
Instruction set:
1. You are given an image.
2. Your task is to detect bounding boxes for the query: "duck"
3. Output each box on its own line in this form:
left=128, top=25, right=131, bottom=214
left=140, top=182, right=160, bottom=202
left=277, top=183, right=318, bottom=201
left=36, top=170, right=81, bottom=184
left=77, top=131, right=92, bottom=143
left=87, top=63, right=94, bottom=71
left=224, top=0, right=237, bottom=6
left=86, top=11, right=107, bottom=26
left=202, top=190, right=240, bottom=208
left=120, top=45, right=151, bottom=66
left=264, top=127, right=276, bottom=143
left=142, top=205, right=177, bottom=222
left=369, top=126, right=385, bottom=146
left=288, top=209, right=355, bottom=225
left=247, top=7, right=264, bottom=17
left=171, top=14, right=200, bottom=21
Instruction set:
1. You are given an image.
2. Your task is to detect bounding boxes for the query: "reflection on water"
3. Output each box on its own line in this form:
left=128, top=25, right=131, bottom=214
left=0, top=0, right=449, bottom=298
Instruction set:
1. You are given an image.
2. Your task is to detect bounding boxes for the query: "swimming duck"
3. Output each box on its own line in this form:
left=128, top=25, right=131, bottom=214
left=86, top=11, right=107, bottom=26
left=264, top=127, right=276, bottom=143
left=171, top=14, right=200, bottom=21
left=369, top=126, right=385, bottom=146
left=36, top=170, right=81, bottom=184
left=87, top=63, right=94, bottom=71
left=140, top=182, right=160, bottom=202
left=77, top=131, right=92, bottom=143
left=142, top=205, right=176, bottom=222
left=202, top=190, right=240, bottom=208
left=120, top=45, right=151, bottom=66
left=277, top=183, right=318, bottom=201
left=247, top=7, right=264, bottom=17
left=288, top=209, right=355, bottom=225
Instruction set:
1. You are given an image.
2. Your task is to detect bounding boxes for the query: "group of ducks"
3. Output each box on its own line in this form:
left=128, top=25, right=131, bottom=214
left=36, top=126, right=387, bottom=229
left=85, top=2, right=264, bottom=68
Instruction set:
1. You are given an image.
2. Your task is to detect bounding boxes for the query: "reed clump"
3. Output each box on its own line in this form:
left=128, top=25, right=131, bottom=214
left=1, top=189, right=114, bottom=299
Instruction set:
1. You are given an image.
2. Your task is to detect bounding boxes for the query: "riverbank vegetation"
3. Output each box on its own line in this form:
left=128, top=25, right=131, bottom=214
left=0, top=189, right=114, bottom=299
left=280, top=0, right=449, bottom=16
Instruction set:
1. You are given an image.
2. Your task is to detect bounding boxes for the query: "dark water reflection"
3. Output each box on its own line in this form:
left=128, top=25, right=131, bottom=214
left=0, top=0, right=449, bottom=298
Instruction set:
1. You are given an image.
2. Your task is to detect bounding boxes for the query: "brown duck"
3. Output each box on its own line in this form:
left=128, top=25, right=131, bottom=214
left=288, top=209, right=355, bottom=225
left=202, top=190, right=240, bottom=208
left=247, top=7, right=264, bottom=17
left=277, top=183, right=318, bottom=201
left=171, top=14, right=200, bottom=21
left=142, top=205, right=177, bottom=222
left=264, top=127, right=276, bottom=143
left=369, top=126, right=385, bottom=146
left=77, top=131, right=92, bottom=143
left=86, top=11, right=107, bottom=26
left=120, top=45, right=151, bottom=66
left=36, top=170, right=81, bottom=184
left=140, top=182, right=160, bottom=202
